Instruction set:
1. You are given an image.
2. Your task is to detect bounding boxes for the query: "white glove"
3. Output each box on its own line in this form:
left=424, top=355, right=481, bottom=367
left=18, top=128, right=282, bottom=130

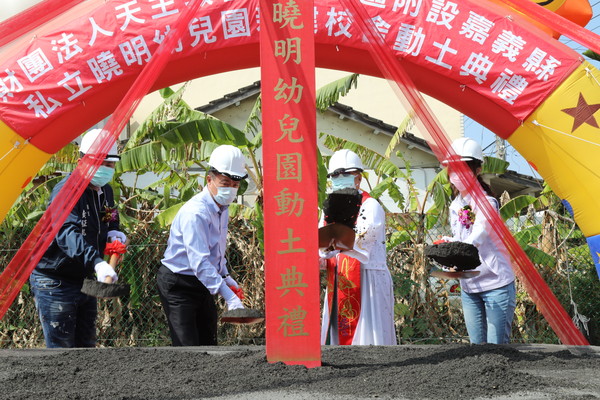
left=319, top=248, right=340, bottom=259
left=224, top=275, right=238, bottom=289
left=94, top=261, right=118, bottom=283
left=107, top=230, right=127, bottom=244
left=218, top=283, right=244, bottom=310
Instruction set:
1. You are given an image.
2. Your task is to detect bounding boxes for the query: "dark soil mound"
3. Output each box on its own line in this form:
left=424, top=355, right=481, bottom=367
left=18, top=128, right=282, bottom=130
left=2, top=344, right=599, bottom=400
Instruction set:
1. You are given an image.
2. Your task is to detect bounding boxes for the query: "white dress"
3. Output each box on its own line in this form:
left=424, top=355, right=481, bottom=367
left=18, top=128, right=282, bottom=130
left=320, top=194, right=397, bottom=345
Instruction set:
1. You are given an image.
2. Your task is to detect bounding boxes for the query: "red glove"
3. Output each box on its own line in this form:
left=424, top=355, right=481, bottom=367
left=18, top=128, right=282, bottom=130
left=104, top=240, right=127, bottom=256
left=229, top=286, right=245, bottom=300
left=433, top=239, right=448, bottom=245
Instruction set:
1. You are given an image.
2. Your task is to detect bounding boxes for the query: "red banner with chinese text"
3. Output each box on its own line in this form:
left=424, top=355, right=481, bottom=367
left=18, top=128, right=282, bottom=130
left=260, top=0, right=320, bottom=367
left=0, top=0, right=581, bottom=153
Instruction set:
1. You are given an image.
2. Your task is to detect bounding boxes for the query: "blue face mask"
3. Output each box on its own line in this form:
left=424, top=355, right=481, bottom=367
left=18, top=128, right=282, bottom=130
left=330, top=174, right=357, bottom=191
left=91, top=165, right=115, bottom=187
left=213, top=186, right=238, bottom=206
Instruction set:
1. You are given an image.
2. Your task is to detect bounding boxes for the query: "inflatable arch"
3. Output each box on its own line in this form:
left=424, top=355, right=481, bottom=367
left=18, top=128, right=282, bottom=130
left=0, top=0, right=599, bottom=275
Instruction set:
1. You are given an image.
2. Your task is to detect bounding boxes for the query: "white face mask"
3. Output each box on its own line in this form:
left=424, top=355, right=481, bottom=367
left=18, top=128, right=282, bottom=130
left=91, top=165, right=115, bottom=187
left=448, top=171, right=467, bottom=192
left=212, top=186, right=238, bottom=206
left=330, top=174, right=357, bottom=191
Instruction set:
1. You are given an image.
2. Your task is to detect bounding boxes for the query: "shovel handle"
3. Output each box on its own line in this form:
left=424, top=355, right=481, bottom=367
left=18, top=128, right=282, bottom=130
left=104, top=253, right=120, bottom=284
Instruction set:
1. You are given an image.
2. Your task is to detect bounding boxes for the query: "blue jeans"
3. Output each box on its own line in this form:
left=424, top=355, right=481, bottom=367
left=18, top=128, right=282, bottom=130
left=461, top=282, right=516, bottom=344
left=30, top=270, right=97, bottom=348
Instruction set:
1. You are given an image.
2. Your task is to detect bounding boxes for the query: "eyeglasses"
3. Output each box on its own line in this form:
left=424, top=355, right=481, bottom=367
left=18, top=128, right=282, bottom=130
left=329, top=172, right=357, bottom=179
left=328, top=168, right=361, bottom=178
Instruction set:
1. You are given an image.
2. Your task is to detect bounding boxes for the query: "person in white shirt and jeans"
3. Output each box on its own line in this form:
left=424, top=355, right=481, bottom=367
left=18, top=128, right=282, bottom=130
left=444, top=137, right=516, bottom=344
left=157, top=145, right=246, bottom=346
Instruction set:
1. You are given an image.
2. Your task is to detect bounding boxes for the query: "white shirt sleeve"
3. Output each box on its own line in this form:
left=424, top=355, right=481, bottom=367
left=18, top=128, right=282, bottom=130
left=454, top=196, right=499, bottom=249
left=180, top=210, right=224, bottom=295
left=341, top=198, right=384, bottom=264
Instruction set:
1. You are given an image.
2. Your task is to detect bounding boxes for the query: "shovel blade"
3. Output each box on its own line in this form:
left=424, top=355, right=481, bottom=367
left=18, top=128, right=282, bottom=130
left=81, top=278, right=130, bottom=298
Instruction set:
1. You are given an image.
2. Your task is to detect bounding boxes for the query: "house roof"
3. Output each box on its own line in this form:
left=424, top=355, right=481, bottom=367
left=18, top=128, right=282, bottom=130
left=194, top=80, right=433, bottom=155
left=489, top=170, right=544, bottom=197
left=194, top=81, right=543, bottom=197
left=195, top=81, right=260, bottom=114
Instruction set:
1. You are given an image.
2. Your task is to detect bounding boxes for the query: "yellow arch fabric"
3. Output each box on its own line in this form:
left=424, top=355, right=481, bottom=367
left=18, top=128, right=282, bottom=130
left=0, top=123, right=52, bottom=220
left=508, top=62, right=600, bottom=237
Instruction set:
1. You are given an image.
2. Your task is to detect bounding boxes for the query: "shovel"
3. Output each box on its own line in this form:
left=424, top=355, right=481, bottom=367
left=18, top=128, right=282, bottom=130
left=219, top=285, right=264, bottom=324
left=318, top=223, right=355, bottom=251
left=81, top=240, right=130, bottom=298
left=221, top=308, right=265, bottom=325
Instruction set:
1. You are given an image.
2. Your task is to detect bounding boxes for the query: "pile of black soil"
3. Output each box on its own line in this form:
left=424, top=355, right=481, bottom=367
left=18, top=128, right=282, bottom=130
left=323, top=189, right=362, bottom=229
left=1, top=344, right=599, bottom=400
left=425, top=241, right=481, bottom=270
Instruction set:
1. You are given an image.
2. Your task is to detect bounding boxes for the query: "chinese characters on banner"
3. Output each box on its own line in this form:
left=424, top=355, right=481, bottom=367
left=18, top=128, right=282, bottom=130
left=260, top=0, right=320, bottom=367
left=0, top=0, right=579, bottom=153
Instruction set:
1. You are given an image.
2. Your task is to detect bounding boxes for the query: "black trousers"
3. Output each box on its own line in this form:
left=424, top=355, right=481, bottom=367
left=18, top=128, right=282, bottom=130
left=157, top=265, right=217, bottom=346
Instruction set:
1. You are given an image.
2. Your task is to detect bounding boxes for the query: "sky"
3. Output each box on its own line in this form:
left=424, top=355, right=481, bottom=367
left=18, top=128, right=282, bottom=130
left=464, top=1, right=600, bottom=177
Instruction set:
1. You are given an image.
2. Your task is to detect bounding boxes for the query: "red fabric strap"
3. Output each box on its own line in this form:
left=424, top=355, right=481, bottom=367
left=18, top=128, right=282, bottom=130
left=0, top=0, right=203, bottom=319
left=339, top=0, right=589, bottom=346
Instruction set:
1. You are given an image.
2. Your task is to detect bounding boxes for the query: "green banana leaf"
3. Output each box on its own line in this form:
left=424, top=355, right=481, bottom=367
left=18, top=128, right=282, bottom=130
left=155, top=202, right=185, bottom=227
left=159, top=118, right=250, bottom=149
left=316, top=74, right=359, bottom=111
left=500, top=195, right=537, bottom=221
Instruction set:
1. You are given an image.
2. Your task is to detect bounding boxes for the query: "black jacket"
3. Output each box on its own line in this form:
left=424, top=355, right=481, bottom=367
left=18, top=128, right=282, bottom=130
left=35, top=175, right=120, bottom=284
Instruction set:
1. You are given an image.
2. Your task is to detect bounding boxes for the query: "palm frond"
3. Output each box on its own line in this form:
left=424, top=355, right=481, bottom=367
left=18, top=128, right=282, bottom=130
left=125, top=84, right=192, bottom=149
left=583, top=50, right=600, bottom=62
left=158, top=118, right=250, bottom=149
left=37, top=142, right=79, bottom=176
left=384, top=113, right=414, bottom=158
left=482, top=156, right=509, bottom=175
left=322, top=134, right=401, bottom=178
left=316, top=74, right=359, bottom=111
left=244, top=94, right=262, bottom=140
left=118, top=141, right=187, bottom=173
left=426, top=170, right=452, bottom=215
left=499, top=195, right=538, bottom=221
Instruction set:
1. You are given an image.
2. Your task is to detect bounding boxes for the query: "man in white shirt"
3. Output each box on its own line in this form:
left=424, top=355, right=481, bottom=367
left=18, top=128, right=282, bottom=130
left=157, top=145, right=246, bottom=346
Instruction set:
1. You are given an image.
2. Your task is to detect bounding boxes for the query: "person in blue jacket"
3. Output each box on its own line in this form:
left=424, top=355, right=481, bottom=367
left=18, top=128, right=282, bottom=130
left=29, top=128, right=127, bottom=348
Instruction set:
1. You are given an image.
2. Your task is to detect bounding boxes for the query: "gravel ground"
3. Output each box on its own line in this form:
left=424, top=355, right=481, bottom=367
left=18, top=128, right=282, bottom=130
left=1, top=344, right=599, bottom=400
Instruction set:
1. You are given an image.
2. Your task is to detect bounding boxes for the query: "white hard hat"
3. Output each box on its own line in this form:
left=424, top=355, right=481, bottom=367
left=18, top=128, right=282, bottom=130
left=448, top=137, right=483, bottom=162
left=79, top=128, right=120, bottom=162
left=208, top=145, right=247, bottom=180
left=327, top=149, right=364, bottom=176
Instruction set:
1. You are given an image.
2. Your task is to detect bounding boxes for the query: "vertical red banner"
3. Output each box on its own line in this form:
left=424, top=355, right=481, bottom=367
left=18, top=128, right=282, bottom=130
left=260, top=0, right=320, bottom=367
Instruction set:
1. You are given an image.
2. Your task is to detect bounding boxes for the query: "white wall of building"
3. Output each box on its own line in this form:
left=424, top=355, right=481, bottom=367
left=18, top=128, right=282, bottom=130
left=131, top=67, right=463, bottom=143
